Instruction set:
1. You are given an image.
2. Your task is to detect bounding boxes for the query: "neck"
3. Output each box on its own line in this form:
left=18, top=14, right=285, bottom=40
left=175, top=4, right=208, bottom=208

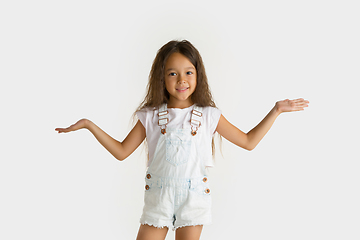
left=167, top=99, right=194, bottom=109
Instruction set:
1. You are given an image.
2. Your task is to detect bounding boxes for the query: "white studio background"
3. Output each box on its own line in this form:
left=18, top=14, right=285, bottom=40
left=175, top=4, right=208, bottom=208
left=1, top=0, right=359, bottom=239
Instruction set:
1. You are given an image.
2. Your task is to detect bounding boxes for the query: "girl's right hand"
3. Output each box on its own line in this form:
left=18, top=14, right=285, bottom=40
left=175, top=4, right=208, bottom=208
left=55, top=119, right=89, bottom=133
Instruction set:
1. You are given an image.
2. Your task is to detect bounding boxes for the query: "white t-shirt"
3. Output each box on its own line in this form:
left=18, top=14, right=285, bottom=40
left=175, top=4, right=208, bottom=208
left=136, top=104, right=222, bottom=167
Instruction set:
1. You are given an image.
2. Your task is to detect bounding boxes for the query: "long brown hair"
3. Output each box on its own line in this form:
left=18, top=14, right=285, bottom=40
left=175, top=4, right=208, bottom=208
left=134, top=40, right=221, bottom=156
left=137, top=40, right=216, bottom=109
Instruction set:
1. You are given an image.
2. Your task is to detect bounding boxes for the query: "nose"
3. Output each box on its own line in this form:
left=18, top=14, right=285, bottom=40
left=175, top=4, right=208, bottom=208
left=177, top=74, right=187, bottom=83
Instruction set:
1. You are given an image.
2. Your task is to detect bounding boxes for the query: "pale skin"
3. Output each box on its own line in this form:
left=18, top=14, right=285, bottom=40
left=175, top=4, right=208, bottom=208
left=55, top=52, right=309, bottom=240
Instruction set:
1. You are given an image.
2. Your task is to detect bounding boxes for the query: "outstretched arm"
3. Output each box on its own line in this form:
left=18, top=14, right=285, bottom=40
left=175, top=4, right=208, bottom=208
left=215, top=98, right=309, bottom=151
left=55, top=119, right=146, bottom=161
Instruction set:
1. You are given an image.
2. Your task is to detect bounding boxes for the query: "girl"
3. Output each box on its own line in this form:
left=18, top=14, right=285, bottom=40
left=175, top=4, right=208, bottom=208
left=55, top=40, right=309, bottom=240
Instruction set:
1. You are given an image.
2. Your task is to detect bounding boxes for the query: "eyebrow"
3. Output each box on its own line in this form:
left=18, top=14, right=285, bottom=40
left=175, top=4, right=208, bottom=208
left=165, top=67, right=195, bottom=72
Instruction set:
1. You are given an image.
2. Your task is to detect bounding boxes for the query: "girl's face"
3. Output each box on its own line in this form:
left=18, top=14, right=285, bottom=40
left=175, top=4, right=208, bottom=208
left=164, top=52, right=197, bottom=108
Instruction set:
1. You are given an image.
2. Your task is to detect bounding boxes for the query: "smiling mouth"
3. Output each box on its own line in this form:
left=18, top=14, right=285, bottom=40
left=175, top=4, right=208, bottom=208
left=176, top=87, right=189, bottom=92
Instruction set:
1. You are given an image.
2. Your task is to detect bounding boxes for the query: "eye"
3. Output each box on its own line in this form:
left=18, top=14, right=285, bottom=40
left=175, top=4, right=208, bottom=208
left=169, top=72, right=177, bottom=76
left=186, top=71, right=193, bottom=75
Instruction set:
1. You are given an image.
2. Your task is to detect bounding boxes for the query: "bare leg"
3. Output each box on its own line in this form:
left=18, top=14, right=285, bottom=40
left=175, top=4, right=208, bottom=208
left=175, top=225, right=203, bottom=240
left=136, top=224, right=169, bottom=240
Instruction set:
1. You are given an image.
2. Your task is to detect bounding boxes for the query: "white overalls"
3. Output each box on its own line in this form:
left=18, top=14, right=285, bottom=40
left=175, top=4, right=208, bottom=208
left=140, top=103, right=212, bottom=230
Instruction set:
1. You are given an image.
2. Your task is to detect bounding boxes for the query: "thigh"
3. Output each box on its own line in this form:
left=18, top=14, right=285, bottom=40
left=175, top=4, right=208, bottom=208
left=136, top=224, right=169, bottom=240
left=175, top=225, right=203, bottom=240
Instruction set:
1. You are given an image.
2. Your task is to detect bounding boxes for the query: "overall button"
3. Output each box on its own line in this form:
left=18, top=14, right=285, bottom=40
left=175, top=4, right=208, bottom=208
left=203, top=177, right=207, bottom=182
left=145, top=185, right=150, bottom=190
left=205, top=188, right=210, bottom=194
left=146, top=174, right=151, bottom=179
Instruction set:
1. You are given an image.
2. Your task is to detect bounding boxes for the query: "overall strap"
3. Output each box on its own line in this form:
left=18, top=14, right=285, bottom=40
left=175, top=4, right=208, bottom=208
left=190, top=105, right=203, bottom=136
left=158, top=103, right=168, bottom=134
left=158, top=104, right=203, bottom=136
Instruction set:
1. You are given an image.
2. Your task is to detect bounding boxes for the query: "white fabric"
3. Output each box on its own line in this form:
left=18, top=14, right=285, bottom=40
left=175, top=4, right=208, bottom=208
left=136, top=104, right=222, bottom=167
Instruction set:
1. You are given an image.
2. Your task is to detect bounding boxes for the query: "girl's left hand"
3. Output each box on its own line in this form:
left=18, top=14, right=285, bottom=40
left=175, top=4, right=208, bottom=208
left=276, top=98, right=309, bottom=113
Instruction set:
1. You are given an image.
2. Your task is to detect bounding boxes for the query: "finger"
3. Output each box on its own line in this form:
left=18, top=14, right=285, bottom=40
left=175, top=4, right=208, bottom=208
left=55, top=127, right=71, bottom=133
left=293, top=101, right=308, bottom=107
left=293, top=98, right=309, bottom=104
left=55, top=129, right=64, bottom=133
left=294, top=106, right=307, bottom=111
left=292, top=98, right=305, bottom=103
left=292, top=105, right=308, bottom=111
left=291, top=101, right=309, bottom=108
left=299, top=101, right=309, bottom=107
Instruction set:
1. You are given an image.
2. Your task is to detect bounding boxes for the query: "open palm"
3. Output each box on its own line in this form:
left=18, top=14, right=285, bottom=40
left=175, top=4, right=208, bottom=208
left=55, top=119, right=88, bottom=133
left=276, top=98, right=309, bottom=113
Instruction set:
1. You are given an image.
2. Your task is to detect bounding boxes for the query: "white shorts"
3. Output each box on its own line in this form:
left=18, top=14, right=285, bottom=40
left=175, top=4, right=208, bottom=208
left=139, top=173, right=212, bottom=231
